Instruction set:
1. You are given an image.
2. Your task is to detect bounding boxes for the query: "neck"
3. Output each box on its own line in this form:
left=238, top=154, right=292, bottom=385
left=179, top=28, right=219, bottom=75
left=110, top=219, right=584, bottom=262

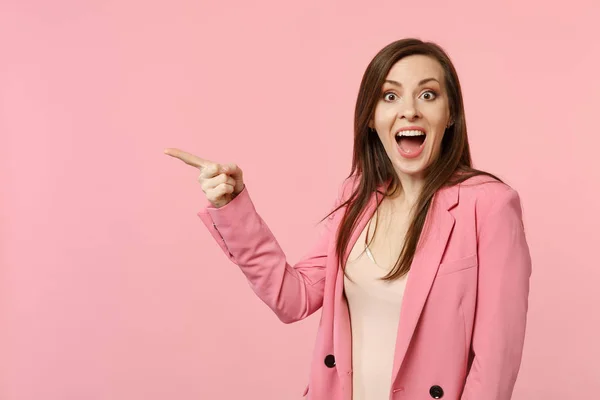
left=387, top=173, right=424, bottom=210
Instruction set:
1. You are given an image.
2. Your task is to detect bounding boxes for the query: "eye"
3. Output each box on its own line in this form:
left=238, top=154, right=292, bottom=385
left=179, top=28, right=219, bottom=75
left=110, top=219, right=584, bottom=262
left=420, top=90, right=437, bottom=101
left=383, top=92, right=398, bottom=102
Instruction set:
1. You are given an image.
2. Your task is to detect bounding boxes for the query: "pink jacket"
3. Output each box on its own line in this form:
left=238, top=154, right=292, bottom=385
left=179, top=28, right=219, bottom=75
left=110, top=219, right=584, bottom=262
left=197, top=175, right=532, bottom=400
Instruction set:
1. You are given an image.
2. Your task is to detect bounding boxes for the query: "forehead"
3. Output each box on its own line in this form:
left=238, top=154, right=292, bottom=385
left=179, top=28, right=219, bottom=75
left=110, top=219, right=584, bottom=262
left=384, top=54, right=445, bottom=85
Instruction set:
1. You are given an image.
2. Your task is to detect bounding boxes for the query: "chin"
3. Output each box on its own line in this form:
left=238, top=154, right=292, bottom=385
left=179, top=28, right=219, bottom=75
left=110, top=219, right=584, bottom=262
left=393, top=155, right=430, bottom=177
left=397, top=168, right=425, bottom=178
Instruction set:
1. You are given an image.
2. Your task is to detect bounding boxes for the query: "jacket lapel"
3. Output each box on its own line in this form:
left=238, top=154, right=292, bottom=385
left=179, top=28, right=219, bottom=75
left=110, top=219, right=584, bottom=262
left=390, top=184, right=459, bottom=383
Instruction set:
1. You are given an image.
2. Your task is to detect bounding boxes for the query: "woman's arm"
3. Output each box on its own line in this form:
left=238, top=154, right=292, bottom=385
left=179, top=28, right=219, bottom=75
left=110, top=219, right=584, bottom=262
left=196, top=183, right=345, bottom=324
left=461, top=188, right=532, bottom=399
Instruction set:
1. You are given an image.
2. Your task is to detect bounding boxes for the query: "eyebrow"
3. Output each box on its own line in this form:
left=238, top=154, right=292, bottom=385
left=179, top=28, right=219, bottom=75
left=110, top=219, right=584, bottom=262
left=384, top=78, right=440, bottom=87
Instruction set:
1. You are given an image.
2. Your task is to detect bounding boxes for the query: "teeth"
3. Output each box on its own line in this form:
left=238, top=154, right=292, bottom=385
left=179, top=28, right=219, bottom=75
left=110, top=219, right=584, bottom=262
left=396, top=130, right=426, bottom=137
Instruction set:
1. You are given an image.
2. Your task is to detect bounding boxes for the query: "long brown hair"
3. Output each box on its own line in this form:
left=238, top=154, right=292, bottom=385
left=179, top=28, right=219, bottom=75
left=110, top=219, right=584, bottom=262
left=324, top=38, right=501, bottom=281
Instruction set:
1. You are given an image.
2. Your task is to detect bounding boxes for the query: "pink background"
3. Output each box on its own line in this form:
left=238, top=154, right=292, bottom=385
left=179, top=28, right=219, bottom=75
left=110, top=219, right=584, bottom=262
left=1, top=0, right=599, bottom=399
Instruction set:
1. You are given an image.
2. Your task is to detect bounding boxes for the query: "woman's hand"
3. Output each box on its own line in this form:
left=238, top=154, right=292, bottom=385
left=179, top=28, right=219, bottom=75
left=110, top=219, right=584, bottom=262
left=164, top=148, right=245, bottom=208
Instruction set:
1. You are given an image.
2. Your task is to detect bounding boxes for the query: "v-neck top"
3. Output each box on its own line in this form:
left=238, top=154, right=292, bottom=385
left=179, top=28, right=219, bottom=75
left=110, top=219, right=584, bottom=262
left=343, top=213, right=409, bottom=400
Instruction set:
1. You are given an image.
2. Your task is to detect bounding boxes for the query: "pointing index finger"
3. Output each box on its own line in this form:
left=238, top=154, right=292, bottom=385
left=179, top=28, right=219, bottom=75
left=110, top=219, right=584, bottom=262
left=164, top=148, right=212, bottom=169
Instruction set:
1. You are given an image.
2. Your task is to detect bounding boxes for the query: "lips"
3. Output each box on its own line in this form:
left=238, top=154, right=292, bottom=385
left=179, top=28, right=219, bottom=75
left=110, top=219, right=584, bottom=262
left=394, top=127, right=426, bottom=158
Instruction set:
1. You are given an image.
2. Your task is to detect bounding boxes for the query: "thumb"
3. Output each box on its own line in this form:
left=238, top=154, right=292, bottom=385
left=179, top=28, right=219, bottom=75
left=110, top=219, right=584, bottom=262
left=222, top=163, right=242, bottom=180
left=221, top=163, right=244, bottom=192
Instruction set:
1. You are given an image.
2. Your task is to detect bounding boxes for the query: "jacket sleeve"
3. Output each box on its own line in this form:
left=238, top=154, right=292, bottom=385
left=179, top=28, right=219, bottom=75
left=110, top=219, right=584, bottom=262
left=196, top=183, right=345, bottom=324
left=461, top=188, right=532, bottom=399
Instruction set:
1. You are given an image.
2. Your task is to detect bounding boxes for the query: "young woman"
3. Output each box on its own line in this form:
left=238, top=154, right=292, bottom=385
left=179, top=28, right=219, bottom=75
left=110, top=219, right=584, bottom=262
left=165, top=38, right=532, bottom=400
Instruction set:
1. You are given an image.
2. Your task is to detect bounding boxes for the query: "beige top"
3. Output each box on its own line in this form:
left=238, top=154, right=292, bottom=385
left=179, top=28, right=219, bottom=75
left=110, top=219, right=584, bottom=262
left=343, top=207, right=409, bottom=400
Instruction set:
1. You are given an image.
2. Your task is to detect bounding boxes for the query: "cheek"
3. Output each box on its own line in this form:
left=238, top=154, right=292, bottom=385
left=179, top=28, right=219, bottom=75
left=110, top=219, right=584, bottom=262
left=425, top=131, right=445, bottom=162
left=432, top=131, right=445, bottom=149
left=374, top=104, right=396, bottom=125
left=377, top=132, right=395, bottom=152
left=426, top=108, right=449, bottom=148
left=428, top=101, right=450, bottom=125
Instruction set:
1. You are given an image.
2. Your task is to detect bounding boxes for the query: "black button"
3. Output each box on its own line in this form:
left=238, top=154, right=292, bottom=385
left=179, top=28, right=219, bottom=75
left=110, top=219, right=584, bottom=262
left=324, top=354, right=336, bottom=368
left=429, top=385, right=444, bottom=398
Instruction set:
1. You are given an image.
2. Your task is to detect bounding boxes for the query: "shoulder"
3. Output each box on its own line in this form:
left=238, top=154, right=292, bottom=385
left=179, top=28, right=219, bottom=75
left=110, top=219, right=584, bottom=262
left=459, top=174, right=515, bottom=199
left=457, top=174, right=524, bottom=222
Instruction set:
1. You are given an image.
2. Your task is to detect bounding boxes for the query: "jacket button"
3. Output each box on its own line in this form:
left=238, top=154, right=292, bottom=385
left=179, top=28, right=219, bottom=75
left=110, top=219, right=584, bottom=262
left=324, top=354, right=336, bottom=368
left=429, top=385, right=444, bottom=398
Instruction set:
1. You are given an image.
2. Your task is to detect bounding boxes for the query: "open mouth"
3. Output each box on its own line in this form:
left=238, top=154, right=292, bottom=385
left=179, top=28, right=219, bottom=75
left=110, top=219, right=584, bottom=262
left=395, top=130, right=426, bottom=154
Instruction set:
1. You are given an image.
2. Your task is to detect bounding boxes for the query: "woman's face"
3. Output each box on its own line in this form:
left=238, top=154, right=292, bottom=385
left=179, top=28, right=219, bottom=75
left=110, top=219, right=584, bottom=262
left=369, top=54, right=452, bottom=180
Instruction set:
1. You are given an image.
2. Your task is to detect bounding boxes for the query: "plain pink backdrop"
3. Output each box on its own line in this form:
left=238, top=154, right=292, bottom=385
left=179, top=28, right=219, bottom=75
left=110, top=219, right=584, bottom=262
left=1, top=0, right=599, bottom=399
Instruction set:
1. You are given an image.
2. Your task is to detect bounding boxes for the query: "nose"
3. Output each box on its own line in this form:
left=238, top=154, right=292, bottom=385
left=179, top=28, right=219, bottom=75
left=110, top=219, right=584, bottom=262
left=399, top=98, right=420, bottom=121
